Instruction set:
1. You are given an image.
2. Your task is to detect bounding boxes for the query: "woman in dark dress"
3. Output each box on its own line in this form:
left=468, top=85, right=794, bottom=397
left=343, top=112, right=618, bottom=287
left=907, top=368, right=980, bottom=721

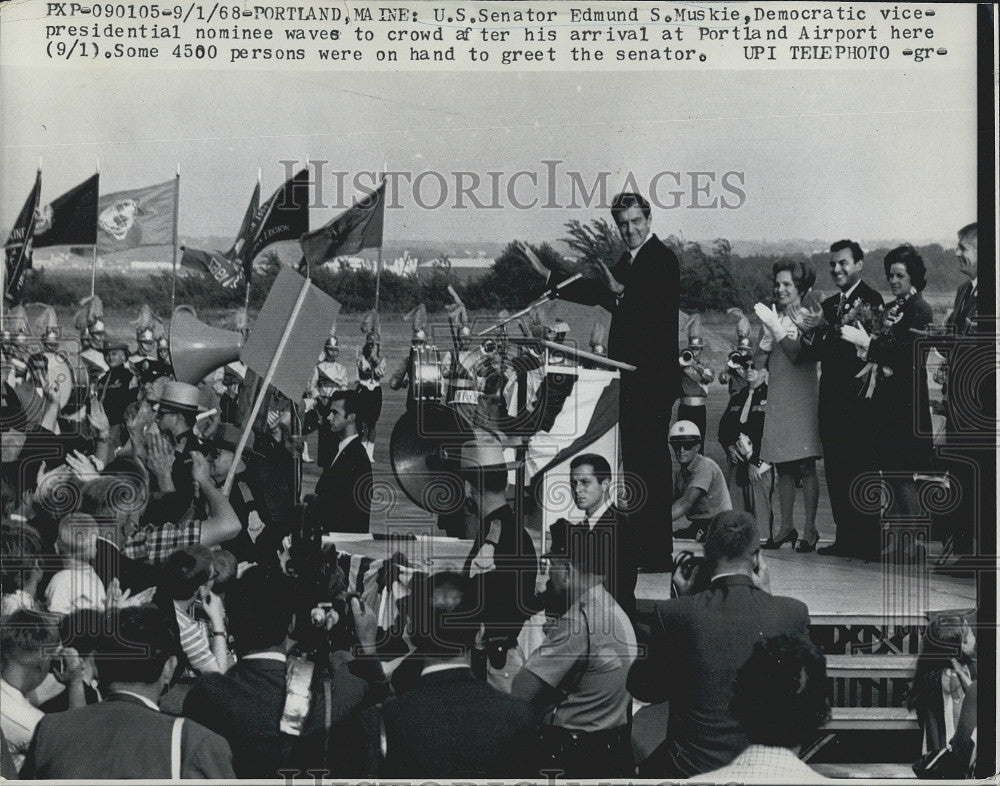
left=841, top=245, right=935, bottom=531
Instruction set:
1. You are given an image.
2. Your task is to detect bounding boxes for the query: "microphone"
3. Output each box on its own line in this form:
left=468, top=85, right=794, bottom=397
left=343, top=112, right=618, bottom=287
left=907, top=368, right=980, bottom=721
left=545, top=272, right=582, bottom=299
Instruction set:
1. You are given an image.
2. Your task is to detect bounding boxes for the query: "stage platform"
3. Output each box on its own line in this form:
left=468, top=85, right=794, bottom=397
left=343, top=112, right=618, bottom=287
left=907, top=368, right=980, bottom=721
left=327, top=533, right=977, bottom=629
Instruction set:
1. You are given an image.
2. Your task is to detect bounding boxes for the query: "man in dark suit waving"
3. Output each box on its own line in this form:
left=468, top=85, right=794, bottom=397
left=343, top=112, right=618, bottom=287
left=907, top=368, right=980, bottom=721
left=627, top=510, right=810, bottom=778
left=801, top=240, right=884, bottom=559
left=526, top=193, right=679, bottom=571
left=311, top=389, right=373, bottom=533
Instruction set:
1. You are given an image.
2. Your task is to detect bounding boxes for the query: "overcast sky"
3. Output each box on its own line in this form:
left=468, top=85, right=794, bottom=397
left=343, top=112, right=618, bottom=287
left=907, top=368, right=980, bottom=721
left=2, top=62, right=977, bottom=247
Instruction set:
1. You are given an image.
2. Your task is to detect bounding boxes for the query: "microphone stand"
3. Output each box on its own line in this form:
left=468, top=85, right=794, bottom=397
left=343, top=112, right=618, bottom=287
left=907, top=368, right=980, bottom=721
left=476, top=273, right=582, bottom=337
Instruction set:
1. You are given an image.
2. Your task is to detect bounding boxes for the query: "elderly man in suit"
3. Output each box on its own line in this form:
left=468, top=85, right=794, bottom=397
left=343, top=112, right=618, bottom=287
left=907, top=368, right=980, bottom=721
left=799, top=240, right=885, bottom=559
left=183, top=566, right=385, bottom=778
left=311, top=389, right=373, bottom=533
left=524, top=193, right=679, bottom=572
left=21, top=606, right=234, bottom=779
left=627, top=510, right=811, bottom=778
left=379, top=572, right=537, bottom=778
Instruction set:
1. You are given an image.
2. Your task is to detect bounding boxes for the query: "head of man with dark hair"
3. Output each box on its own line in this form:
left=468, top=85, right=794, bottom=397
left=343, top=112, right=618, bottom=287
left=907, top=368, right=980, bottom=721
left=731, top=634, right=830, bottom=748
left=96, top=605, right=178, bottom=689
left=702, top=510, right=768, bottom=590
left=326, top=389, right=359, bottom=441
left=956, top=222, right=977, bottom=281
left=610, top=192, right=652, bottom=251
left=828, top=239, right=865, bottom=293
left=223, top=565, right=295, bottom=657
left=569, top=453, right=612, bottom=520
left=407, top=571, right=480, bottom=659
left=161, top=546, right=214, bottom=602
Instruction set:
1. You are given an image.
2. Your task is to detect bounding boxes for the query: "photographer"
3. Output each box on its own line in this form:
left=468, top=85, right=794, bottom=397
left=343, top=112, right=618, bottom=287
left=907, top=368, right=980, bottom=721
left=182, top=565, right=385, bottom=778
left=0, top=609, right=84, bottom=772
left=627, top=511, right=811, bottom=778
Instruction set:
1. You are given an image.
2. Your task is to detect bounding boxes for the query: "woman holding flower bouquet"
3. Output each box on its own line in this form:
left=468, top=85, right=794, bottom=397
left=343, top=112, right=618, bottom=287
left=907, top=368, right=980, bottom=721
left=840, top=245, right=934, bottom=541
left=753, top=260, right=823, bottom=553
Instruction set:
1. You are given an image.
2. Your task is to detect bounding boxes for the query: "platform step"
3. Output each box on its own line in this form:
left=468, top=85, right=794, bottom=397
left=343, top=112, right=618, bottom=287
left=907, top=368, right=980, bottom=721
left=826, top=654, right=918, bottom=679
left=812, top=762, right=915, bottom=779
left=827, top=706, right=918, bottom=731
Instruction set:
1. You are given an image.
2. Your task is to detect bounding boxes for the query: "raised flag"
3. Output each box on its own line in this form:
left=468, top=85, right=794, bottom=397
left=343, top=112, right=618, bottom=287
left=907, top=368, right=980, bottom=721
left=180, top=246, right=244, bottom=289
left=96, top=179, right=176, bottom=254
left=33, top=174, right=99, bottom=248
left=241, top=169, right=310, bottom=270
left=300, top=179, right=385, bottom=266
left=230, top=181, right=261, bottom=282
left=4, top=171, right=41, bottom=303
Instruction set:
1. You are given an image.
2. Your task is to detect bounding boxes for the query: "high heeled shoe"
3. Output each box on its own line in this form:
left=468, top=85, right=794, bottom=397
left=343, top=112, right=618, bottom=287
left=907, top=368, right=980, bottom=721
left=795, top=536, right=820, bottom=553
left=762, top=529, right=798, bottom=550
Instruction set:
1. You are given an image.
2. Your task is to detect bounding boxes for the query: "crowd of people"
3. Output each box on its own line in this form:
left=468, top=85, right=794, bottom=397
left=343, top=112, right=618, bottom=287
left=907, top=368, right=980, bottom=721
left=0, top=191, right=983, bottom=779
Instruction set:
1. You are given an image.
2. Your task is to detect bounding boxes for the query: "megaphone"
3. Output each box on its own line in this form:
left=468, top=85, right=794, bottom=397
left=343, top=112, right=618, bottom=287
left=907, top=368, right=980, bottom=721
left=169, top=306, right=244, bottom=384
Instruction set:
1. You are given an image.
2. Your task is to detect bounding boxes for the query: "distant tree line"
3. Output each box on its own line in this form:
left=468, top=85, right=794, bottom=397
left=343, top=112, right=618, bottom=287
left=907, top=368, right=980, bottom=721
left=21, top=225, right=961, bottom=316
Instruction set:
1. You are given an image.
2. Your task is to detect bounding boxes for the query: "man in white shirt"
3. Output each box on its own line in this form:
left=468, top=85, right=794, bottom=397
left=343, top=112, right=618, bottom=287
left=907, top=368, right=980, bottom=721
left=0, top=609, right=85, bottom=772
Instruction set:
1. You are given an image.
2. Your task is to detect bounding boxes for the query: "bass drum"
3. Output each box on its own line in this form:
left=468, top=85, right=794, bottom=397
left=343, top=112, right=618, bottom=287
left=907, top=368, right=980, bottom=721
left=389, top=403, right=473, bottom=515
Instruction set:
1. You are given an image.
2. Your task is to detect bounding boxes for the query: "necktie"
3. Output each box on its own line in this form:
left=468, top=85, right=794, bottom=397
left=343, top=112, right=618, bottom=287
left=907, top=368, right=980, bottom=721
left=582, top=516, right=590, bottom=530
left=738, top=390, right=754, bottom=423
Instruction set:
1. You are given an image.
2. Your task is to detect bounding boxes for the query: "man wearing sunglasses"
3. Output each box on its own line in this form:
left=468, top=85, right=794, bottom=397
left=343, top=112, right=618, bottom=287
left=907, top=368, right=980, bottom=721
left=670, top=421, right=731, bottom=543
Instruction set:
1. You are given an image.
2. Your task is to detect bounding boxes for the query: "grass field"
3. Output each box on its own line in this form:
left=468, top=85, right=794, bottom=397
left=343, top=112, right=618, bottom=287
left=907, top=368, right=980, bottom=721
left=45, top=289, right=951, bottom=542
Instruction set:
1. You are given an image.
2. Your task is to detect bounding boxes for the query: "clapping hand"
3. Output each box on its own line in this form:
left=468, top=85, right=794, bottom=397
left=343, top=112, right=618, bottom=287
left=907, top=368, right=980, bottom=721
left=87, top=396, right=111, bottom=440
left=350, top=596, right=379, bottom=654
left=64, top=450, right=101, bottom=481
left=190, top=452, right=214, bottom=491
left=788, top=303, right=825, bottom=332
left=143, top=431, right=176, bottom=489
left=105, top=578, right=157, bottom=611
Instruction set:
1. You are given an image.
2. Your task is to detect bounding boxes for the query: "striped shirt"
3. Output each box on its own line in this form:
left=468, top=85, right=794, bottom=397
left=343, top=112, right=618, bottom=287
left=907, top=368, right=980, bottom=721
left=174, top=602, right=221, bottom=675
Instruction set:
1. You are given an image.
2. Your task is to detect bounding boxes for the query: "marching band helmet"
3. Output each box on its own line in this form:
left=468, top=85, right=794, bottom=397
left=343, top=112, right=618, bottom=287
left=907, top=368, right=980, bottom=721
left=686, top=335, right=705, bottom=351
left=412, top=327, right=427, bottom=345
left=87, top=318, right=107, bottom=349
left=12, top=325, right=29, bottom=346
left=458, top=324, right=472, bottom=339
left=42, top=326, right=61, bottom=352
left=136, top=326, right=157, bottom=353
left=157, top=335, right=170, bottom=361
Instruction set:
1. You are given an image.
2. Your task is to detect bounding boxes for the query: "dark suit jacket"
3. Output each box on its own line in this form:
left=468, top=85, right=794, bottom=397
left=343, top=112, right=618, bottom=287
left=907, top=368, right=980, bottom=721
left=92, top=536, right=165, bottom=594
left=21, top=692, right=234, bottom=779
left=183, top=655, right=371, bottom=778
left=866, top=292, right=934, bottom=471
left=380, top=666, right=538, bottom=778
left=312, top=436, right=372, bottom=533
left=627, top=574, right=810, bottom=778
left=550, top=507, right=637, bottom=621
left=804, top=281, right=884, bottom=443
left=556, top=234, right=680, bottom=398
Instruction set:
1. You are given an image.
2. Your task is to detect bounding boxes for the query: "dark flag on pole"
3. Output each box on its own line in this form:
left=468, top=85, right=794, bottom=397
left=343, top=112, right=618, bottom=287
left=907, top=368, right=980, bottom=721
left=3, top=171, right=42, bottom=303
left=95, top=179, right=177, bottom=255
left=241, top=169, right=310, bottom=272
left=300, top=179, right=385, bottom=266
left=179, top=246, right=244, bottom=289
left=231, top=181, right=261, bottom=283
left=32, top=174, right=99, bottom=248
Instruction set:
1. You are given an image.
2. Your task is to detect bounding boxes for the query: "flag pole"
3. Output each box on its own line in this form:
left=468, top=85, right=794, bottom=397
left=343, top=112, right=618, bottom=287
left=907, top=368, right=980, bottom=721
left=241, top=167, right=262, bottom=323
left=90, top=161, right=99, bottom=298
left=170, top=164, right=180, bottom=315
left=372, top=167, right=386, bottom=324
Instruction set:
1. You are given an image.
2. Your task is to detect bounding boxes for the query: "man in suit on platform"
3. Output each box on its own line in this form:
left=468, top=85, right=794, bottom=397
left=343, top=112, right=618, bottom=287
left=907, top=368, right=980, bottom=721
left=311, top=389, right=373, bottom=533
left=549, top=452, right=637, bottom=621
left=21, top=606, right=235, bottom=779
left=525, top=193, right=679, bottom=571
left=937, top=222, right=983, bottom=570
left=801, top=240, right=885, bottom=559
left=379, top=572, right=538, bottom=778
left=183, top=566, right=384, bottom=778
left=627, top=510, right=811, bottom=778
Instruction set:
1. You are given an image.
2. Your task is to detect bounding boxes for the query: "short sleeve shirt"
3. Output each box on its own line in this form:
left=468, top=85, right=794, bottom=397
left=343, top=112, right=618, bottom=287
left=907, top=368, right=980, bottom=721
left=523, top=584, right=638, bottom=732
left=1, top=678, right=44, bottom=771
left=674, top=453, right=732, bottom=520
